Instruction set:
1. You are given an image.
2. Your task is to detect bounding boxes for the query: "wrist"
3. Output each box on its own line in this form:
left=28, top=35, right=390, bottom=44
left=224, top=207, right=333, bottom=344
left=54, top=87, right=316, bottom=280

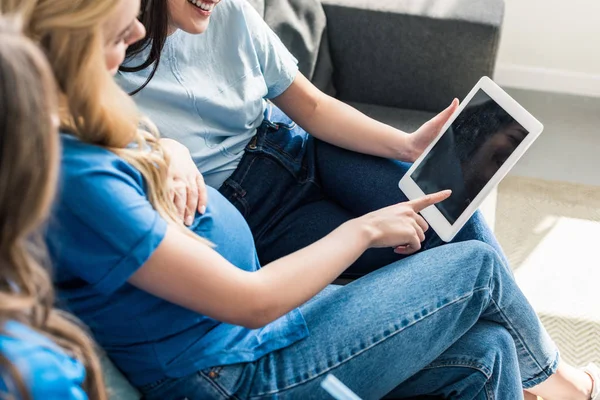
left=344, top=216, right=378, bottom=249
left=389, top=129, right=414, bottom=161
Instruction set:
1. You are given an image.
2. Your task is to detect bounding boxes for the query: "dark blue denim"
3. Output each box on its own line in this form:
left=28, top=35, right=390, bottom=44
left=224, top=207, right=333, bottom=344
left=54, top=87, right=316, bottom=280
left=218, top=104, right=509, bottom=277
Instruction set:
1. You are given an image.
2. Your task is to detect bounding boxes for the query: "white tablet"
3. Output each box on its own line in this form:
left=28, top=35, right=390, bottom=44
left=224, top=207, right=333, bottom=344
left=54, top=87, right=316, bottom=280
left=399, top=76, right=543, bottom=242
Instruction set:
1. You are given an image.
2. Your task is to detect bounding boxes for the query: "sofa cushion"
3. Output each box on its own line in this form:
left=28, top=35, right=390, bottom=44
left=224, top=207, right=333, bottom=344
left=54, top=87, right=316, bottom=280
left=101, top=355, right=140, bottom=400
left=248, top=0, right=334, bottom=92
left=322, top=0, right=504, bottom=112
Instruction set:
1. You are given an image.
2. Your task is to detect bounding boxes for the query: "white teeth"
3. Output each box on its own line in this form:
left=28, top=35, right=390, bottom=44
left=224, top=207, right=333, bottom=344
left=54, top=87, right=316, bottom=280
left=188, top=0, right=215, bottom=12
left=200, top=2, right=215, bottom=11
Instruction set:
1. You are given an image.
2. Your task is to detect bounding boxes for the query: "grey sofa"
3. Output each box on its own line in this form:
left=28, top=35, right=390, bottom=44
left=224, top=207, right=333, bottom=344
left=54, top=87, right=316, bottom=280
left=103, top=0, right=505, bottom=398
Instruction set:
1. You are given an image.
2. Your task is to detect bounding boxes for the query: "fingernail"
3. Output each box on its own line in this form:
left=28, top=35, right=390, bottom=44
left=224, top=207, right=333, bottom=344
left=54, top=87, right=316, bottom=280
left=200, top=205, right=206, bottom=215
left=186, top=216, right=193, bottom=225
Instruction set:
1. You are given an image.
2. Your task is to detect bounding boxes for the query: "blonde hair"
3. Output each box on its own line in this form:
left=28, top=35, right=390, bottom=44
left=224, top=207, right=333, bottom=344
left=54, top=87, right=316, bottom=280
left=0, top=15, right=106, bottom=400
left=4, top=0, right=211, bottom=242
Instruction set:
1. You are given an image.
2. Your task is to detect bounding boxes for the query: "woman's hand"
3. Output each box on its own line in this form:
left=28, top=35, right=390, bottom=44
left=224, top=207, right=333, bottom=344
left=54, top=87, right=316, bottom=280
left=405, top=99, right=460, bottom=162
left=357, top=190, right=452, bottom=255
left=160, top=138, right=208, bottom=226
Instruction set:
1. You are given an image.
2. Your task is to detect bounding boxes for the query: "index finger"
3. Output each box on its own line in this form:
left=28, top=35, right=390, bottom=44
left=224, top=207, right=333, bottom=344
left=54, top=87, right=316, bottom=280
left=407, top=190, right=452, bottom=212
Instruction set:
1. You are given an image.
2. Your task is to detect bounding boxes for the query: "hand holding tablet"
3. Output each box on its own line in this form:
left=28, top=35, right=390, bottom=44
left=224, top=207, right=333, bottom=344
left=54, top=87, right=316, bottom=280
left=399, top=77, right=544, bottom=242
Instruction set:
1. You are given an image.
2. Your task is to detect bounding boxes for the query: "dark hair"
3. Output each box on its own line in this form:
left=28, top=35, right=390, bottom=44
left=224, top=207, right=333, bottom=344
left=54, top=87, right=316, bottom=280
left=119, top=0, right=170, bottom=96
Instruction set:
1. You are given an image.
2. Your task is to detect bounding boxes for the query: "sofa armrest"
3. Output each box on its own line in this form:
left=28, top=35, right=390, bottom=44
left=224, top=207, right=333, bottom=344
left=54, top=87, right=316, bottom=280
left=321, top=0, right=505, bottom=112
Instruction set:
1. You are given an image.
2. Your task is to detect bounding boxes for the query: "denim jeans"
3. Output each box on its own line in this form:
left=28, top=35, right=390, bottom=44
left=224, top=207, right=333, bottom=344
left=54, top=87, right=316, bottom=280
left=139, top=107, right=560, bottom=399
left=218, top=104, right=509, bottom=277
left=139, top=241, right=558, bottom=400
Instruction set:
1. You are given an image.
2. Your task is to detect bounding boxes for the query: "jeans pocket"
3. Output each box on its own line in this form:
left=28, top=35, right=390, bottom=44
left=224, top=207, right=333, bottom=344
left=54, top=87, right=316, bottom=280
left=141, top=370, right=232, bottom=400
left=219, top=179, right=250, bottom=218
left=263, top=123, right=308, bottom=168
left=200, top=364, right=251, bottom=399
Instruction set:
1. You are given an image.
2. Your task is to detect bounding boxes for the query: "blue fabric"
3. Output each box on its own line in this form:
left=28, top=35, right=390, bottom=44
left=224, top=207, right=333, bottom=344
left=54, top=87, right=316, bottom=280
left=47, top=134, right=308, bottom=387
left=0, top=321, right=87, bottom=400
left=116, top=0, right=299, bottom=189
left=139, top=241, right=559, bottom=399
left=218, top=104, right=512, bottom=275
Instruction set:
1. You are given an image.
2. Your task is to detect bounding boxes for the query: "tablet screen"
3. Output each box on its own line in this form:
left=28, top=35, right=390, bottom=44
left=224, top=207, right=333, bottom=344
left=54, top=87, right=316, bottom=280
left=410, top=90, right=529, bottom=224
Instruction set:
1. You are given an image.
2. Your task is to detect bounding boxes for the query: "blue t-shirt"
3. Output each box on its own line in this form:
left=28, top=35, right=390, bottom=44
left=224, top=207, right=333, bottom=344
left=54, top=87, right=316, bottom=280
left=47, top=134, right=308, bottom=387
left=116, top=0, right=299, bottom=188
left=0, top=321, right=87, bottom=400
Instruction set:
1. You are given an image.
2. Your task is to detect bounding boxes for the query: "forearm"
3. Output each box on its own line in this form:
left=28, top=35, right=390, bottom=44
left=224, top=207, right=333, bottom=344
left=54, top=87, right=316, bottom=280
left=255, top=219, right=373, bottom=324
left=273, top=74, right=414, bottom=161
left=132, top=221, right=374, bottom=329
left=304, top=95, right=413, bottom=160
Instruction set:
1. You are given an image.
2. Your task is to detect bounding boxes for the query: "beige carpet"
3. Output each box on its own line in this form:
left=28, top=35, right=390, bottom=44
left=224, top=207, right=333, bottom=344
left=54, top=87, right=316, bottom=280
left=496, top=176, right=600, bottom=367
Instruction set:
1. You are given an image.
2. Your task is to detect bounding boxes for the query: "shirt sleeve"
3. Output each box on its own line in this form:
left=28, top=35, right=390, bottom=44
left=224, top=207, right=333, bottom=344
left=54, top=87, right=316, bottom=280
left=240, top=0, right=299, bottom=99
left=50, top=159, right=168, bottom=295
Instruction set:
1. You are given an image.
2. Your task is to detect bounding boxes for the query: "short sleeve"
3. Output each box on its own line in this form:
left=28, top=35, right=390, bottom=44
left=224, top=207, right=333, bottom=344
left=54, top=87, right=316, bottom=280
left=48, top=147, right=168, bottom=295
left=240, top=0, right=299, bottom=99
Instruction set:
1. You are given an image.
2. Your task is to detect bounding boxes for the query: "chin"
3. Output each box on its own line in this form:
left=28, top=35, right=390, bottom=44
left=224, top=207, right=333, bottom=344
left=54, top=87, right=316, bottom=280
left=181, top=19, right=211, bottom=35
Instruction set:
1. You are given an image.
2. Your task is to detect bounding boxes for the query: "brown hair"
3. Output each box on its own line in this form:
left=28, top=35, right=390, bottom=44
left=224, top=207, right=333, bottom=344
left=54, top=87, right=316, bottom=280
left=0, top=15, right=106, bottom=400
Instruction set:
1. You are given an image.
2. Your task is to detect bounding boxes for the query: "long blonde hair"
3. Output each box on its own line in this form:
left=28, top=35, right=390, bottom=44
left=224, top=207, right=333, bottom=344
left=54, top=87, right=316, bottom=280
left=0, top=16, right=106, bottom=400
left=4, top=0, right=209, bottom=239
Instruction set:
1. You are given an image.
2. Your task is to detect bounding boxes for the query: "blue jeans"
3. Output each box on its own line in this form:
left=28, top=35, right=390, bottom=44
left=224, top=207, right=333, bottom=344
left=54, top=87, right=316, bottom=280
left=139, top=241, right=558, bottom=399
left=218, top=104, right=509, bottom=277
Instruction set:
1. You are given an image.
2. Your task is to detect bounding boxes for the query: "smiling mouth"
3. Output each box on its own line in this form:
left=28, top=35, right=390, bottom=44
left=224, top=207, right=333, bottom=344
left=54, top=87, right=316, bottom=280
left=187, top=0, right=216, bottom=12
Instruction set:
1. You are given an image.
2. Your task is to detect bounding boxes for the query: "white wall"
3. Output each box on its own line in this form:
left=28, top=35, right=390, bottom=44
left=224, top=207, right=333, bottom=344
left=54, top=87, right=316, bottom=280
left=494, top=0, right=600, bottom=97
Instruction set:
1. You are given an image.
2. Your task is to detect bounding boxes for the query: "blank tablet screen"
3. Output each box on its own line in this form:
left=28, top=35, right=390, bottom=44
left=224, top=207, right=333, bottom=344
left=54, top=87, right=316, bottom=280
left=410, top=90, right=529, bottom=224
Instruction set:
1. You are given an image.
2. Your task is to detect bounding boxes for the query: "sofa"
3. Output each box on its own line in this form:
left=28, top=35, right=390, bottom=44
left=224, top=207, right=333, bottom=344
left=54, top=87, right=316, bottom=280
left=103, top=0, right=505, bottom=397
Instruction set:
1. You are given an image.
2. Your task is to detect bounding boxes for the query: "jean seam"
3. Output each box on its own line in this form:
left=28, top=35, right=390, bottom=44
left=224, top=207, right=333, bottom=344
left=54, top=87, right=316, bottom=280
left=236, top=154, right=261, bottom=185
left=198, top=370, right=237, bottom=399
left=521, top=351, right=560, bottom=389
left=422, top=361, right=492, bottom=379
left=261, top=138, right=309, bottom=179
left=422, top=362, right=494, bottom=400
left=487, top=297, right=553, bottom=384
left=249, top=287, right=491, bottom=398
left=485, top=383, right=494, bottom=400
left=263, top=137, right=303, bottom=164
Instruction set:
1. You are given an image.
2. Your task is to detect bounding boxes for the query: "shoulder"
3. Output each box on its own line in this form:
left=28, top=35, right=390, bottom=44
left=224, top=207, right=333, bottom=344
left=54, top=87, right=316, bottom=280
left=0, top=321, right=87, bottom=400
left=60, top=133, right=137, bottom=173
left=59, top=133, right=146, bottom=195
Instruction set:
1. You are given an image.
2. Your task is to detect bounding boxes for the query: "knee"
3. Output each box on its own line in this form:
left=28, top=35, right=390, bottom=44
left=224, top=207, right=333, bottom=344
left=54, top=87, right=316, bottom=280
left=488, top=325, right=519, bottom=367
left=457, top=240, right=504, bottom=272
left=469, top=323, right=520, bottom=380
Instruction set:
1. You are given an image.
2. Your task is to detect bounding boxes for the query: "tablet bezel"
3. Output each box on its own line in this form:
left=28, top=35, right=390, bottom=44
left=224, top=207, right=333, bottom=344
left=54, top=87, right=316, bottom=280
left=398, top=76, right=544, bottom=242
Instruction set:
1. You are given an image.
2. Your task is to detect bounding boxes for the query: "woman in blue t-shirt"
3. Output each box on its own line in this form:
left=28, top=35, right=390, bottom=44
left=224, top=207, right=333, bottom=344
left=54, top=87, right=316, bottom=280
left=14, top=0, right=599, bottom=399
left=0, top=16, right=106, bottom=400
left=116, top=0, right=501, bottom=277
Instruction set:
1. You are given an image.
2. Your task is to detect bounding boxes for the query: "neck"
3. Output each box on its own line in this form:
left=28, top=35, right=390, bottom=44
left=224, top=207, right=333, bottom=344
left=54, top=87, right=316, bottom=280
left=167, top=24, right=178, bottom=36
